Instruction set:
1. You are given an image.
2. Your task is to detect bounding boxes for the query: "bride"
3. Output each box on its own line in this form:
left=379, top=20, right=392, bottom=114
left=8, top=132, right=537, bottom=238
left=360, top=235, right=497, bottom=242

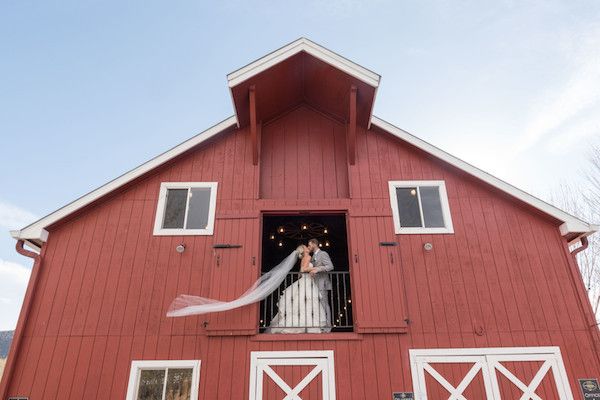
left=266, top=245, right=330, bottom=334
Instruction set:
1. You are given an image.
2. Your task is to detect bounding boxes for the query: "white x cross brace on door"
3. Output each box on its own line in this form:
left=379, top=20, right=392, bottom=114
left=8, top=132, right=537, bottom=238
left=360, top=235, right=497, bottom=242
left=410, top=347, right=574, bottom=400
left=249, top=350, right=336, bottom=400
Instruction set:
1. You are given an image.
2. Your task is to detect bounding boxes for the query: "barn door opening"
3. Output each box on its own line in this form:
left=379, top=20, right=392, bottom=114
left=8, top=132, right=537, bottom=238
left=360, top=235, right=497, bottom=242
left=410, top=347, right=574, bottom=400
left=249, top=351, right=336, bottom=400
left=259, top=213, right=353, bottom=333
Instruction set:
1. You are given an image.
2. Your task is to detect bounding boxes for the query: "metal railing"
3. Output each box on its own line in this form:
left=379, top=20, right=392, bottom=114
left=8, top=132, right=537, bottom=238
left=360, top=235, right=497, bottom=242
left=259, top=271, right=353, bottom=333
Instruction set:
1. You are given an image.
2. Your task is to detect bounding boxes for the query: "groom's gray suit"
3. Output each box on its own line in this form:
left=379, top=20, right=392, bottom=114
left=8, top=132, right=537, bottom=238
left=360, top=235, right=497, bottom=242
left=311, top=249, right=333, bottom=331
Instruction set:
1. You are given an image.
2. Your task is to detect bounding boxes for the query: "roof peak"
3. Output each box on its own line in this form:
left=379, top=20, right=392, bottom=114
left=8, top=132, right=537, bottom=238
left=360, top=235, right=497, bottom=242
left=227, top=37, right=380, bottom=89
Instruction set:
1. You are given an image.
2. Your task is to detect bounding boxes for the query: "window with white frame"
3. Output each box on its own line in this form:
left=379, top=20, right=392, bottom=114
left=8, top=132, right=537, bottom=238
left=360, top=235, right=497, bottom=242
left=388, top=180, right=453, bottom=234
left=153, top=182, right=217, bottom=235
left=125, top=360, right=201, bottom=400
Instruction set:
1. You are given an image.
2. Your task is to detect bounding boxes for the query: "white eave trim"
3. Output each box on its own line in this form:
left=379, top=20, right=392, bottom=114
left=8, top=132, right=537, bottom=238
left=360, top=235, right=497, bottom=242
left=12, top=116, right=237, bottom=242
left=371, top=115, right=597, bottom=237
left=227, top=37, right=381, bottom=89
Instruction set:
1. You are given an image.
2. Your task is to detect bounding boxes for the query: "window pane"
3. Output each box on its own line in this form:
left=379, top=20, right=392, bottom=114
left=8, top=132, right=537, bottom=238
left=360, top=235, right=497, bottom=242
left=165, top=368, right=193, bottom=400
left=137, top=369, right=165, bottom=400
left=162, top=189, right=188, bottom=229
left=420, top=186, right=445, bottom=227
left=396, top=187, right=422, bottom=227
left=186, top=187, right=211, bottom=229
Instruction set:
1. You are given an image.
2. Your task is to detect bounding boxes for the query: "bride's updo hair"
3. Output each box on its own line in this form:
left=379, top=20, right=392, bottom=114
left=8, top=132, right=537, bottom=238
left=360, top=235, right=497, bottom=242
left=296, top=245, right=306, bottom=259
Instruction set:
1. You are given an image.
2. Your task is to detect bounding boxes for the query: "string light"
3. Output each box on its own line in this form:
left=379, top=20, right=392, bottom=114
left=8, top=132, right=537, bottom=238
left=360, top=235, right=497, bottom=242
left=323, top=227, right=328, bottom=234
left=301, top=224, right=308, bottom=230
left=269, top=234, right=275, bottom=240
left=278, top=226, right=285, bottom=233
left=278, top=241, right=283, bottom=247
left=325, top=241, right=330, bottom=247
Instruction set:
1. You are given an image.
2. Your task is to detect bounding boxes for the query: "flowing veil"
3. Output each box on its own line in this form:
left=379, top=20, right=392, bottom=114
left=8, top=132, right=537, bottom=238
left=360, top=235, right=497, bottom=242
left=166, top=250, right=300, bottom=317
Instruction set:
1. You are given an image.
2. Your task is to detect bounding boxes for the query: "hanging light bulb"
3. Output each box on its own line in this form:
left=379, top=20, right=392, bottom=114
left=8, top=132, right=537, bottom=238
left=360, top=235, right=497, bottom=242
left=323, top=227, right=328, bottom=234
left=301, top=223, right=308, bottom=230
left=269, top=233, right=275, bottom=240
left=325, top=241, right=330, bottom=247
left=278, top=226, right=285, bottom=233
left=278, top=241, right=283, bottom=247
left=318, top=243, right=323, bottom=248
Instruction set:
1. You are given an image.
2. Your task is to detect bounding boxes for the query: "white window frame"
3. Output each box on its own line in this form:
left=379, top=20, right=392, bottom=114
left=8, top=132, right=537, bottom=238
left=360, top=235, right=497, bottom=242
left=249, top=350, right=336, bottom=400
left=153, top=182, right=218, bottom=236
left=388, top=180, right=454, bottom=234
left=125, top=359, right=201, bottom=400
left=409, top=347, right=574, bottom=400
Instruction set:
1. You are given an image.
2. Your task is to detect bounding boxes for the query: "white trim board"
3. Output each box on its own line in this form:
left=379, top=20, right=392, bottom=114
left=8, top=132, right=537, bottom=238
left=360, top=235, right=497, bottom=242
left=227, top=37, right=381, bottom=89
left=409, top=346, right=573, bottom=400
left=249, top=350, right=336, bottom=400
left=153, top=182, right=218, bottom=236
left=388, top=180, right=454, bottom=234
left=125, top=359, right=201, bottom=400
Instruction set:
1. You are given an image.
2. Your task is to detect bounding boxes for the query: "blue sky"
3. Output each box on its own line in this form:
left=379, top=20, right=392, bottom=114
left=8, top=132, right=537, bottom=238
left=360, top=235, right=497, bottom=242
left=1, top=0, right=599, bottom=330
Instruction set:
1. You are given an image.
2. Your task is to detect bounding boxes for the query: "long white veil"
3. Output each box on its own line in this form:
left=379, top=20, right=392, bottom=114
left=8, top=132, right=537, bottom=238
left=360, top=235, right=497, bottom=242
left=167, top=250, right=300, bottom=317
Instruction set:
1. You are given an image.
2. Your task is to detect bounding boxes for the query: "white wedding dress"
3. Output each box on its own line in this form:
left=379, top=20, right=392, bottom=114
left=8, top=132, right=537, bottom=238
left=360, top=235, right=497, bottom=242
left=267, top=272, right=329, bottom=334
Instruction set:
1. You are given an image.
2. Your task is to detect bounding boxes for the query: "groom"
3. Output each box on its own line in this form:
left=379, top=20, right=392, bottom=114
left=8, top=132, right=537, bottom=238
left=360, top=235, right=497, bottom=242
left=307, top=238, right=333, bottom=332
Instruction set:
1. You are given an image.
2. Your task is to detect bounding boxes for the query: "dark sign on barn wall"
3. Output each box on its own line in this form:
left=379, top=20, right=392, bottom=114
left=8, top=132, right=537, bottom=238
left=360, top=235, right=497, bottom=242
left=392, top=393, right=414, bottom=399
left=579, top=378, right=600, bottom=398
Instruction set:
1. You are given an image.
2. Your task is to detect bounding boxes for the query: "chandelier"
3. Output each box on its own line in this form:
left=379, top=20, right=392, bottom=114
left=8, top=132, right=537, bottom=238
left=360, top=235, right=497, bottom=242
left=269, top=222, right=331, bottom=248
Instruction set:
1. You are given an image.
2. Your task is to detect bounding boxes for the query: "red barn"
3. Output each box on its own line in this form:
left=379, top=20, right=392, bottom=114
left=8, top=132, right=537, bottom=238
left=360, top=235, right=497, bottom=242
left=2, top=38, right=599, bottom=399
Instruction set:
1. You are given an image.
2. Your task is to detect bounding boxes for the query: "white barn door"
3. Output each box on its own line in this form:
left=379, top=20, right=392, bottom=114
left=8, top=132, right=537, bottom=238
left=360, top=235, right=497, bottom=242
left=249, top=350, right=336, bottom=400
left=410, top=347, right=574, bottom=400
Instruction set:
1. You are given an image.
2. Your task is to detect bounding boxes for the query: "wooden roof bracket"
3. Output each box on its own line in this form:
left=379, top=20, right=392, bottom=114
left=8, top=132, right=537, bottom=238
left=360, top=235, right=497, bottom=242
left=249, top=85, right=259, bottom=165
left=348, top=85, right=357, bottom=165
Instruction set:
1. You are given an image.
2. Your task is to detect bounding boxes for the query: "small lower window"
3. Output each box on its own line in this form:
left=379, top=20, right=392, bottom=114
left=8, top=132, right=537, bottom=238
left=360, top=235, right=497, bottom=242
left=388, top=180, right=453, bottom=234
left=153, top=182, right=217, bottom=235
left=125, top=360, right=200, bottom=400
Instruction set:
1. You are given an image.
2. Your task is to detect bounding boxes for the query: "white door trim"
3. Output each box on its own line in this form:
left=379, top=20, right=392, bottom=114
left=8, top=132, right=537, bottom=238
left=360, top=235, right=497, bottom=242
left=409, top=347, right=573, bottom=400
left=249, top=350, right=336, bottom=400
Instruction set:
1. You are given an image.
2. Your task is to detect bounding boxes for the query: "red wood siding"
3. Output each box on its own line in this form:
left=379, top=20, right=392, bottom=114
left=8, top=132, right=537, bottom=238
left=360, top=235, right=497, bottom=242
left=259, top=105, right=349, bottom=199
left=3, top=106, right=599, bottom=399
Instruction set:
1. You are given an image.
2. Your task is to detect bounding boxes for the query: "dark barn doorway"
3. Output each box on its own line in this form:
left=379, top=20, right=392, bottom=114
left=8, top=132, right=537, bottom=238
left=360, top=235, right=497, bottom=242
left=259, top=213, right=353, bottom=333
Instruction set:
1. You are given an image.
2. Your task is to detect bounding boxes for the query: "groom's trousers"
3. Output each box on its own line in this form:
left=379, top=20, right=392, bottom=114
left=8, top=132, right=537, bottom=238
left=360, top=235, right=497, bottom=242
left=318, top=289, right=332, bottom=332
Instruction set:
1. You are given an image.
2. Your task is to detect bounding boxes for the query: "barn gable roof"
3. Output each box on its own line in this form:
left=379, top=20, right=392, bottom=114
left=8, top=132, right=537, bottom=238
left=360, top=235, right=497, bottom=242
left=227, top=38, right=380, bottom=129
left=11, top=40, right=597, bottom=250
left=227, top=37, right=380, bottom=89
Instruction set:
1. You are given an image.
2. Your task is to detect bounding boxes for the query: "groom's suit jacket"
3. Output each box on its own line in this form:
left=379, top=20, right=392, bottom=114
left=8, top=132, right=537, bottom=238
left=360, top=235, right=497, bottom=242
left=311, top=249, right=334, bottom=291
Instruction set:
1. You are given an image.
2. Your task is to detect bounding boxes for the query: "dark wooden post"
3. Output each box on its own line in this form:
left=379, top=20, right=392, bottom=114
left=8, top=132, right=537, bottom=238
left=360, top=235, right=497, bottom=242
left=249, top=85, right=258, bottom=165
left=348, top=85, right=357, bottom=165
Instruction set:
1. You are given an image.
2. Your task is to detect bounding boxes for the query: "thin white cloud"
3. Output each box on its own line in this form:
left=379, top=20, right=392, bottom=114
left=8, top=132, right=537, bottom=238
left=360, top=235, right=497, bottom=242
left=0, top=259, right=30, bottom=285
left=0, top=259, right=31, bottom=330
left=516, top=23, right=600, bottom=153
left=0, top=201, right=38, bottom=231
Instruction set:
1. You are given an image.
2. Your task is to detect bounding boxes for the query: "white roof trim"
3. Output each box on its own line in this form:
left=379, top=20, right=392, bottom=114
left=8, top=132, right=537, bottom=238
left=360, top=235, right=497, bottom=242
left=11, top=116, right=237, bottom=242
left=12, top=114, right=597, bottom=243
left=371, top=116, right=598, bottom=238
left=227, top=38, right=381, bottom=89
left=11, top=102, right=597, bottom=243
